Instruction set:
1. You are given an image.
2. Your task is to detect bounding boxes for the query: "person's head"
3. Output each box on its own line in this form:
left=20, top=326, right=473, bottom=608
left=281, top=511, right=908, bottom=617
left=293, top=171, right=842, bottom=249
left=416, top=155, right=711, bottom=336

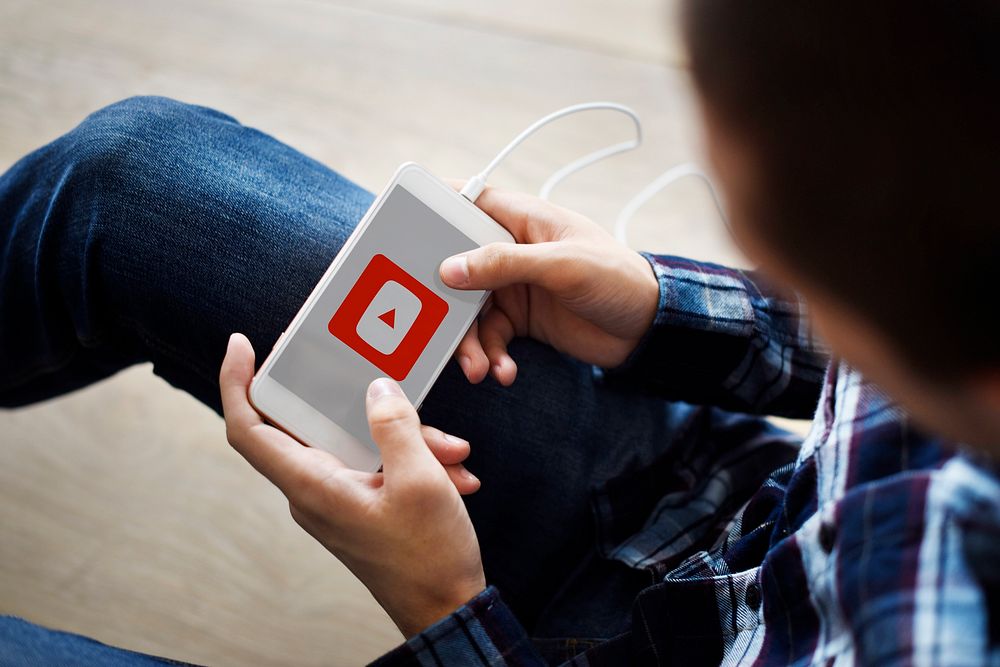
left=681, top=0, right=1000, bottom=453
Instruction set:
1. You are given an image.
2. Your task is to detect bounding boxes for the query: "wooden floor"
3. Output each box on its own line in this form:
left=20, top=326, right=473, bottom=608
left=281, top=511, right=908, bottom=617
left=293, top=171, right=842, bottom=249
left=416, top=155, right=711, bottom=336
left=0, top=1, right=745, bottom=664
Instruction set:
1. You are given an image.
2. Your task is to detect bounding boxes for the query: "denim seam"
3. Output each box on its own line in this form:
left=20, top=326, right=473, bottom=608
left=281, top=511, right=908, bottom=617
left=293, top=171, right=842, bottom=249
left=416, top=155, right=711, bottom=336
left=0, top=345, right=80, bottom=392
left=116, top=314, right=218, bottom=387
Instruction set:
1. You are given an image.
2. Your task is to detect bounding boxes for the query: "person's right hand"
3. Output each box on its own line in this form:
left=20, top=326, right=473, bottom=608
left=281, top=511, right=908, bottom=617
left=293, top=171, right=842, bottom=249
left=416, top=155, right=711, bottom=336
left=440, top=185, right=660, bottom=385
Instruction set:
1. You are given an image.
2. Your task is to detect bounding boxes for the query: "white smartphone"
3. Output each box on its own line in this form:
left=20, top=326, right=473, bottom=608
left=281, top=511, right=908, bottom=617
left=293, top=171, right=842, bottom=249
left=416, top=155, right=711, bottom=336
left=249, top=163, right=514, bottom=471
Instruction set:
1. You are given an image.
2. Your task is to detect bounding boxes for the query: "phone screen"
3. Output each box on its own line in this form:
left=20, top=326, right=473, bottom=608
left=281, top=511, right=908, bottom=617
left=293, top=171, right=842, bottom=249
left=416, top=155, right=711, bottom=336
left=268, top=185, right=483, bottom=451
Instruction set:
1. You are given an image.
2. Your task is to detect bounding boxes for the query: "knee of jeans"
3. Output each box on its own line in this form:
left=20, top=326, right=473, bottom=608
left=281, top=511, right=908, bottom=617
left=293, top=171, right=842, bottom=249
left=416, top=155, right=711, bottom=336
left=61, top=96, right=239, bottom=211
left=77, top=95, right=237, bottom=144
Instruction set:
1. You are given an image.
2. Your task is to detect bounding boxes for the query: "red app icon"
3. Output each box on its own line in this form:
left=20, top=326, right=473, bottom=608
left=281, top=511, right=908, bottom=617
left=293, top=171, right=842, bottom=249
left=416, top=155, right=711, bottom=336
left=328, top=254, right=449, bottom=381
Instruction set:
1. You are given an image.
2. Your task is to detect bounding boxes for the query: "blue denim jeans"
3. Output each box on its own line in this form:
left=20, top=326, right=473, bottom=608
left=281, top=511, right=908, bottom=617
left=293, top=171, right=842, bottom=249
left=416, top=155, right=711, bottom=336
left=0, top=97, right=776, bottom=665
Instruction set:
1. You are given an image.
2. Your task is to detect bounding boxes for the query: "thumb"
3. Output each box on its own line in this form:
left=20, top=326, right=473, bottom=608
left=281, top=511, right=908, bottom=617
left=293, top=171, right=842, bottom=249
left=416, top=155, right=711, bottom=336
left=365, top=378, right=436, bottom=477
left=219, top=333, right=263, bottom=429
left=440, top=241, right=567, bottom=291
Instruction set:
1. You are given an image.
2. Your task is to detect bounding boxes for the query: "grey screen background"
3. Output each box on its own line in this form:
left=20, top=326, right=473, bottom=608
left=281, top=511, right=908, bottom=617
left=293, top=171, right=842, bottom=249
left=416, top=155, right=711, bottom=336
left=270, top=185, right=481, bottom=451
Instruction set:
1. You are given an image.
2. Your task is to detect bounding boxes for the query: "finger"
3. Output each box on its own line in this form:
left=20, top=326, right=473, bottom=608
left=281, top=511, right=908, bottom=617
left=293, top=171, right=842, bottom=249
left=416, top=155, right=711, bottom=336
left=219, top=332, right=265, bottom=430
left=444, top=463, right=480, bottom=495
left=477, top=307, right=518, bottom=386
left=466, top=185, right=557, bottom=241
left=454, top=321, right=490, bottom=383
left=366, top=378, right=439, bottom=478
left=418, top=417, right=478, bottom=494
left=440, top=241, right=577, bottom=293
left=220, top=334, right=341, bottom=492
left=421, top=425, right=471, bottom=465
left=445, top=181, right=599, bottom=243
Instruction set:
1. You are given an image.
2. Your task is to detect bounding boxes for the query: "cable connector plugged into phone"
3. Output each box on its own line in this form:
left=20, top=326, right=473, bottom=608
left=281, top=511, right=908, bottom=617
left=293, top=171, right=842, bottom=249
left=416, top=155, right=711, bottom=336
left=459, top=102, right=642, bottom=203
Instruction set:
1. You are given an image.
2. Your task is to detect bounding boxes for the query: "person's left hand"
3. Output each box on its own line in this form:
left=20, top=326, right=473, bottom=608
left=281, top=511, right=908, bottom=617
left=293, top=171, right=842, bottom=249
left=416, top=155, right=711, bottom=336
left=219, top=333, right=487, bottom=637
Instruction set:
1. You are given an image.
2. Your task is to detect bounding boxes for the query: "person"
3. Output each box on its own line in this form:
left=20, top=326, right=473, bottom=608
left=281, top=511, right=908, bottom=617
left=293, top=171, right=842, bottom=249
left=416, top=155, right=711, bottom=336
left=2, top=0, right=999, bottom=664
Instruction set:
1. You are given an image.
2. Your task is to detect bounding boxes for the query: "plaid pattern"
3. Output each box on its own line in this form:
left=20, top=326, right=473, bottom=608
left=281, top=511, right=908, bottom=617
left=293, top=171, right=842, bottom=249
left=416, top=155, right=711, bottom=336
left=371, top=255, right=1000, bottom=666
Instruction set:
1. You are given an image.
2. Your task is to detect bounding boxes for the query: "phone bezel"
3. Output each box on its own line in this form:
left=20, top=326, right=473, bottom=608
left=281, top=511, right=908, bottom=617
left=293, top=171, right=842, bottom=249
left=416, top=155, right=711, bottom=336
left=249, top=162, right=514, bottom=472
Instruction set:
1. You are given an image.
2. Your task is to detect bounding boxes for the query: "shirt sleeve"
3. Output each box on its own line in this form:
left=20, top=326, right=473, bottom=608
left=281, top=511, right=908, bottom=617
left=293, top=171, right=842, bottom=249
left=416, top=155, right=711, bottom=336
left=602, top=253, right=829, bottom=418
left=368, top=587, right=547, bottom=667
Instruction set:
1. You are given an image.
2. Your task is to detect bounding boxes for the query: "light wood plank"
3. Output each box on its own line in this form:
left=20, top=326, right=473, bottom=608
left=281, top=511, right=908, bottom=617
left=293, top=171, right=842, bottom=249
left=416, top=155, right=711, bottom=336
left=312, top=0, right=687, bottom=65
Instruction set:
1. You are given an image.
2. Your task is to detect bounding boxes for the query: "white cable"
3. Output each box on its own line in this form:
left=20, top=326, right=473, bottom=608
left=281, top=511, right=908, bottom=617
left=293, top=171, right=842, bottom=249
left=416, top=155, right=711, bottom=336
left=459, top=102, right=642, bottom=203
left=613, top=162, right=728, bottom=246
left=538, top=137, right=638, bottom=201
left=459, top=101, right=727, bottom=251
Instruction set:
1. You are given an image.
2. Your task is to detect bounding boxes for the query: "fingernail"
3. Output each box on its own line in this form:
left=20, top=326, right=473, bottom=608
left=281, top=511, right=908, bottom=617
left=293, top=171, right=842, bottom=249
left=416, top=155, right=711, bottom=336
left=441, top=255, right=469, bottom=286
left=368, top=377, right=403, bottom=399
left=461, top=468, right=479, bottom=484
left=492, top=363, right=503, bottom=379
left=444, top=432, right=467, bottom=445
left=457, top=355, right=472, bottom=376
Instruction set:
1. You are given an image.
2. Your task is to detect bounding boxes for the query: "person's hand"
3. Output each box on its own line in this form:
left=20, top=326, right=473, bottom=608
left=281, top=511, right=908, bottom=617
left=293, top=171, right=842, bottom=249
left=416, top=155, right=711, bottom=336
left=440, top=185, right=659, bottom=385
left=220, top=333, right=486, bottom=637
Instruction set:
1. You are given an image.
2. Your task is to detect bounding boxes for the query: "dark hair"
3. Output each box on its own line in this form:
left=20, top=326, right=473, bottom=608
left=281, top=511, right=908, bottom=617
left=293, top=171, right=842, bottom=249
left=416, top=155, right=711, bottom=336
left=682, top=0, right=1000, bottom=377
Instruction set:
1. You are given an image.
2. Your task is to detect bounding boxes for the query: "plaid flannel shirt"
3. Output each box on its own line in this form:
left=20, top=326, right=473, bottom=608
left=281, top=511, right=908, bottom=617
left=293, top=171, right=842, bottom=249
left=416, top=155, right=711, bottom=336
left=372, top=254, right=1000, bottom=666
